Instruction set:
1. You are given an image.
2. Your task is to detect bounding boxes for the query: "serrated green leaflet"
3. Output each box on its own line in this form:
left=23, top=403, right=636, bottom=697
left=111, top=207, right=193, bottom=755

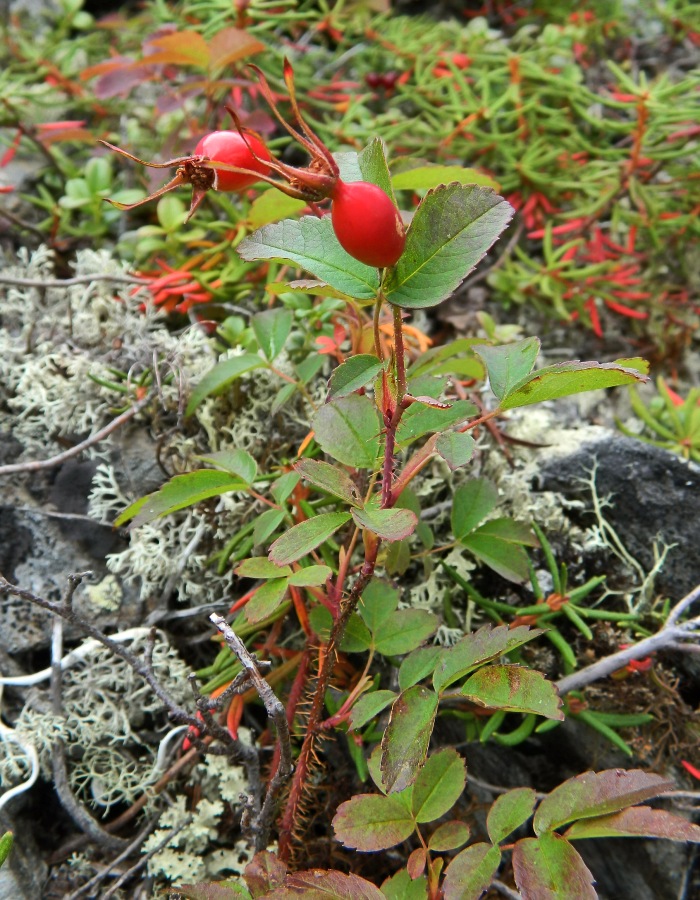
left=451, top=478, right=499, bottom=540
left=429, top=820, right=470, bottom=852
left=381, top=685, right=438, bottom=793
left=499, top=358, right=650, bottom=410
left=351, top=507, right=417, bottom=541
left=333, top=794, right=415, bottom=852
left=348, top=690, right=397, bottom=731
left=238, top=216, right=379, bottom=300
left=252, top=308, right=293, bottom=362
left=328, top=354, right=384, bottom=400
left=383, top=184, right=514, bottom=309
left=235, top=558, right=292, bottom=579
left=288, top=565, right=332, bottom=586
left=435, top=431, right=475, bottom=470
left=443, top=844, right=502, bottom=900
left=268, top=511, right=351, bottom=566
left=487, top=788, right=537, bottom=843
left=473, top=338, right=540, bottom=401
left=312, top=394, right=381, bottom=468
left=460, top=665, right=564, bottom=719
left=359, top=137, right=396, bottom=201
left=294, top=458, right=362, bottom=506
left=397, top=399, right=477, bottom=446
left=461, top=518, right=538, bottom=583
left=185, top=354, right=266, bottom=416
left=196, top=448, right=257, bottom=484
left=358, top=579, right=399, bottom=631
left=373, top=609, right=438, bottom=657
left=513, top=834, right=596, bottom=900
left=245, top=578, right=289, bottom=624
left=412, top=748, right=467, bottom=823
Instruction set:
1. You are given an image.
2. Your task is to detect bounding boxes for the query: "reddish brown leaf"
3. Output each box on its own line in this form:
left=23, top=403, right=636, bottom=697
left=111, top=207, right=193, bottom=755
left=208, top=27, right=266, bottom=71
left=244, top=850, right=286, bottom=897
left=145, top=31, right=210, bottom=68
left=563, top=806, right=700, bottom=842
left=407, top=848, right=427, bottom=880
left=513, top=834, right=596, bottom=900
left=263, top=869, right=384, bottom=898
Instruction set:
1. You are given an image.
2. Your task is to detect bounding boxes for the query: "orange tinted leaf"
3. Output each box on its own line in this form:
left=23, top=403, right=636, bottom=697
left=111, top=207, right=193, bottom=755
left=146, top=31, right=210, bottom=67
left=208, top=27, right=266, bottom=71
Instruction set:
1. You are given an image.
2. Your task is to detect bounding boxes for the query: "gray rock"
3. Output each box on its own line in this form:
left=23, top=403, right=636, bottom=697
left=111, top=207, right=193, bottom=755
left=0, top=810, right=48, bottom=900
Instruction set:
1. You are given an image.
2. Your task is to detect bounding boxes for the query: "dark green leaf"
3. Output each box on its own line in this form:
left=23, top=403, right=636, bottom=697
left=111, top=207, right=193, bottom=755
left=487, top=788, right=537, bottom=843
left=381, top=686, right=439, bottom=793
left=451, top=478, right=499, bottom=540
left=436, top=431, right=476, bottom=470
left=500, top=358, right=650, bottom=411
left=329, top=354, right=385, bottom=399
left=196, top=448, right=257, bottom=484
left=238, top=216, right=379, bottom=301
left=512, top=833, right=596, bottom=900
left=252, top=308, right=293, bottom=362
left=358, top=579, right=400, bottom=632
left=268, top=512, right=351, bottom=566
left=399, top=645, right=443, bottom=690
left=294, top=459, right=362, bottom=506
left=373, top=610, right=439, bottom=657
left=351, top=507, right=418, bottom=542
left=442, top=843, right=502, bottom=900
left=349, top=690, right=397, bottom=731
left=332, top=794, right=415, bottom=852
left=245, top=579, right=289, bottom=624
left=381, top=868, right=428, bottom=900
left=342, top=613, right=373, bottom=652
left=533, top=770, right=674, bottom=836
left=428, top=820, right=471, bottom=852
left=473, top=339, right=540, bottom=401
left=563, top=807, right=700, bottom=842
left=433, top=624, right=543, bottom=693
left=384, top=184, right=514, bottom=309
left=271, top=472, right=300, bottom=505
left=359, top=137, right=395, bottom=201
left=253, top=508, right=285, bottom=546
left=397, top=400, right=477, bottom=446
left=313, top=394, right=381, bottom=468
left=462, top=518, right=538, bottom=582
left=460, top=665, right=564, bottom=720
left=412, top=748, right=467, bottom=823
left=116, top=470, right=248, bottom=529
left=185, top=354, right=266, bottom=416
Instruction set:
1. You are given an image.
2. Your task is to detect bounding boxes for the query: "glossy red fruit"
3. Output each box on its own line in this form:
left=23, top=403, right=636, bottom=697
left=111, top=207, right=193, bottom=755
left=330, top=179, right=406, bottom=268
left=193, top=130, right=271, bottom=192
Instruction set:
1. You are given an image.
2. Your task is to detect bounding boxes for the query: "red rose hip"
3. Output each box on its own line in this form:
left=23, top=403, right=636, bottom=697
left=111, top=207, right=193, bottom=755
left=330, top=179, right=406, bottom=268
left=194, top=130, right=271, bottom=192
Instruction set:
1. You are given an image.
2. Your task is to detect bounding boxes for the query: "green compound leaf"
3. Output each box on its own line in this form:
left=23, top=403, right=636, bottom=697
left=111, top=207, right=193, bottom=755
left=196, top=448, right=257, bottom=484
left=533, top=769, right=674, bottom=836
left=512, top=833, right=596, bottom=900
left=461, top=518, right=538, bottom=583
left=428, top=820, right=471, bottom=852
left=433, top=624, right=543, bottom=693
left=397, top=399, right=477, bottom=446
left=332, top=793, right=415, bottom=852
left=238, top=216, right=379, bottom=301
left=359, top=579, right=400, bottom=632
left=563, top=806, right=700, bottom=842
left=268, top=512, right=351, bottom=566
left=391, top=165, right=499, bottom=192
left=381, top=685, right=439, bottom=793
left=373, top=609, right=439, bottom=657
left=460, top=665, right=564, bottom=720
left=349, top=690, right=397, bottom=731
left=294, top=458, right=363, bottom=507
left=115, top=470, right=249, bottom=529
left=312, top=394, right=382, bottom=468
left=235, top=558, right=292, bottom=579
left=500, top=358, right=650, bottom=411
left=451, top=477, right=499, bottom=540
left=351, top=507, right=418, bottom=542
left=412, top=748, right=467, bottom=823
left=473, top=338, right=540, bottom=401
left=185, top=353, right=266, bottom=416
left=487, top=788, right=538, bottom=843
left=442, top=843, right=502, bottom=900
left=252, top=308, right=293, bottom=362
left=435, top=431, right=476, bottom=470
left=265, top=869, right=385, bottom=899
left=328, top=354, right=385, bottom=400
left=245, top=578, right=289, bottom=624
left=383, top=184, right=514, bottom=309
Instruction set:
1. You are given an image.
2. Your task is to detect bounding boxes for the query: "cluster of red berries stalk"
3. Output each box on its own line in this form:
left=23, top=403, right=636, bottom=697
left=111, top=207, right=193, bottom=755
left=101, top=60, right=406, bottom=269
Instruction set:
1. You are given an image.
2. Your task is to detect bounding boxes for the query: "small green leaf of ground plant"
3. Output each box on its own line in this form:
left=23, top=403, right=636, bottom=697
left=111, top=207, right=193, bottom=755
left=436, top=431, right=476, bottom=470
left=294, top=459, right=362, bottom=506
left=563, top=807, right=700, bottom=842
left=486, top=788, right=538, bottom=843
left=329, top=354, right=385, bottom=400
left=268, top=512, right=351, bottom=566
left=460, top=665, right=564, bottom=720
left=235, top=558, right=292, bottom=579
left=474, top=338, right=540, bottom=401
left=351, top=506, right=417, bottom=541
left=245, top=578, right=289, bottom=624
left=399, top=645, right=443, bottom=690
left=391, top=165, right=499, bottom=192
left=512, top=833, right=596, bottom=900
left=265, top=869, right=385, bottom=898
left=0, top=832, right=13, bottom=868
left=271, top=472, right=300, bottom=505
left=461, top=518, right=538, bottom=582
left=442, top=843, right=502, bottom=900
left=196, top=449, right=257, bottom=484
left=349, top=690, right=397, bottom=731
left=429, top=820, right=471, bottom=852
left=533, top=770, right=674, bottom=836
left=115, top=470, right=248, bottom=528
left=372, top=609, right=439, bottom=656
left=312, top=394, right=381, bottom=468
left=359, top=579, right=400, bottom=631
left=238, top=217, right=379, bottom=301
left=451, top=478, right=499, bottom=540
left=500, top=359, right=650, bottom=411
left=252, top=308, right=293, bottom=362
left=384, top=184, right=514, bottom=309
left=288, top=565, right=332, bottom=586
left=411, top=748, right=467, bottom=823
left=185, top=354, right=266, bottom=416
left=332, top=794, right=415, bottom=852
left=253, top=508, right=285, bottom=545
left=381, top=868, right=429, bottom=899
left=381, top=685, right=439, bottom=793
left=433, top=624, right=543, bottom=693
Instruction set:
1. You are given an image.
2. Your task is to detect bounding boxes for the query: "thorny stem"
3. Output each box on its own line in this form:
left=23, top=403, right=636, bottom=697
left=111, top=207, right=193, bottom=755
left=373, top=294, right=384, bottom=361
